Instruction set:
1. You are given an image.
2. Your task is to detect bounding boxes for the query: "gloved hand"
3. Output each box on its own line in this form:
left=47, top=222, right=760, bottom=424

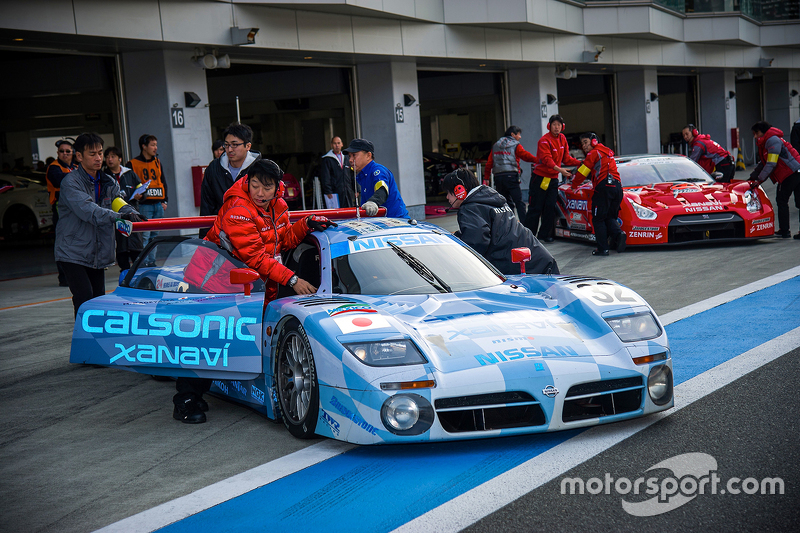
left=120, top=211, right=147, bottom=222
left=748, top=180, right=759, bottom=190
left=306, top=215, right=337, bottom=232
left=362, top=201, right=379, bottom=216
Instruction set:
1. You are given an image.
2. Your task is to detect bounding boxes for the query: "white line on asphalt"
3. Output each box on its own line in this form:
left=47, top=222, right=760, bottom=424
left=93, top=439, right=355, bottom=533
left=391, top=326, right=800, bottom=533
left=659, top=265, right=800, bottom=325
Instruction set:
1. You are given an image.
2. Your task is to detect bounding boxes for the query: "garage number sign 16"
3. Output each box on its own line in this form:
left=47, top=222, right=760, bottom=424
left=171, top=107, right=185, bottom=128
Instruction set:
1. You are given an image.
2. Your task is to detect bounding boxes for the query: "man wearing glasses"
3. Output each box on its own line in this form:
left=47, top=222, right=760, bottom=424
left=200, top=122, right=262, bottom=238
left=46, top=139, right=76, bottom=286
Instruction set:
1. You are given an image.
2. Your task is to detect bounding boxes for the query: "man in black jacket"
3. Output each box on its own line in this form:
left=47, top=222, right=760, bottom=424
left=319, top=136, right=356, bottom=208
left=200, top=123, right=261, bottom=237
left=443, top=168, right=559, bottom=275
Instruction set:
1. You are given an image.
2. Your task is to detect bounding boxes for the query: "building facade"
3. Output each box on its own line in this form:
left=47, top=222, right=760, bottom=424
left=2, top=0, right=799, bottom=219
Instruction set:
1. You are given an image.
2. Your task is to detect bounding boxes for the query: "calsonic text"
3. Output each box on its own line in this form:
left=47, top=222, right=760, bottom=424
left=82, top=310, right=256, bottom=340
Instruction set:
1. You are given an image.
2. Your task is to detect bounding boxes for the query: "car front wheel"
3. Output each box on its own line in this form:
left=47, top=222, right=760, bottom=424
left=276, top=319, right=319, bottom=438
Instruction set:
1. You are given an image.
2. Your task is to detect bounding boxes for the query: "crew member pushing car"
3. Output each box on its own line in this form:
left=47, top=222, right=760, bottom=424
left=179, top=159, right=337, bottom=424
left=749, top=121, right=800, bottom=239
left=682, top=125, right=735, bottom=183
left=526, top=115, right=580, bottom=242
left=570, top=133, right=626, bottom=256
left=484, top=125, right=538, bottom=221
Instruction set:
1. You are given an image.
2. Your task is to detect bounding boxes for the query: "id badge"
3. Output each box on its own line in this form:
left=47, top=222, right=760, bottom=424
left=540, top=177, right=551, bottom=190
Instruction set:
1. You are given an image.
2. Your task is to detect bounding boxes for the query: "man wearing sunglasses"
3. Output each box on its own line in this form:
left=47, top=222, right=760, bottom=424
left=46, top=139, right=77, bottom=286
left=200, top=122, right=262, bottom=238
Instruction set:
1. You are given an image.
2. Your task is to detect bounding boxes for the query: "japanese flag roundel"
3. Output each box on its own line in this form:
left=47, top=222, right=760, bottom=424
left=332, top=314, right=391, bottom=334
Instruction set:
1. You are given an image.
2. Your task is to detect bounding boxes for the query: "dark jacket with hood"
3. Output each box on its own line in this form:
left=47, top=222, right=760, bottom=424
left=200, top=150, right=262, bottom=237
left=319, top=149, right=356, bottom=208
left=455, top=185, right=559, bottom=275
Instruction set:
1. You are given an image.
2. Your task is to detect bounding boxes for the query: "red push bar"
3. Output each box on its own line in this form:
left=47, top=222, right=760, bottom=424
left=131, top=206, right=387, bottom=232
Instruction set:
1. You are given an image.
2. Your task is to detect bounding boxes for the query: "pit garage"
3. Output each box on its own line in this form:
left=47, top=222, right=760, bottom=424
left=555, top=74, right=617, bottom=158
left=657, top=74, right=699, bottom=154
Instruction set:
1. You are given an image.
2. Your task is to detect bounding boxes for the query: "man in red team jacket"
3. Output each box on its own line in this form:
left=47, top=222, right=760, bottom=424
left=682, top=125, right=735, bottom=182
left=484, top=125, right=538, bottom=221
left=525, top=115, right=580, bottom=242
left=570, top=133, right=626, bottom=256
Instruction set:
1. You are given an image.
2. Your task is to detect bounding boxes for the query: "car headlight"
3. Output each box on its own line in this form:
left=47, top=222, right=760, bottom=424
left=344, top=340, right=427, bottom=367
left=381, top=393, right=434, bottom=435
left=647, top=364, right=673, bottom=405
left=743, top=189, right=761, bottom=213
left=627, top=198, right=657, bottom=220
left=605, top=312, right=662, bottom=342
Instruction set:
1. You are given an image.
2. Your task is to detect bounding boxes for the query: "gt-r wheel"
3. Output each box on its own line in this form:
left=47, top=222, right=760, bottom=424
left=276, top=319, right=319, bottom=439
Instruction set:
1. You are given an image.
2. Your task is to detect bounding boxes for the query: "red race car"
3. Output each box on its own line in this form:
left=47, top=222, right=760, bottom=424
left=555, top=154, right=775, bottom=246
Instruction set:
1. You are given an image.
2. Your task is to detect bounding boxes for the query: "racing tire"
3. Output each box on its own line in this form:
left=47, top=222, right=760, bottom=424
left=275, top=319, right=319, bottom=439
left=3, top=205, right=40, bottom=240
left=136, top=277, right=156, bottom=290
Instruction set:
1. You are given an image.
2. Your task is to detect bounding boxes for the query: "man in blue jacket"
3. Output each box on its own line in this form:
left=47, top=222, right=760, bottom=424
left=343, top=138, right=409, bottom=218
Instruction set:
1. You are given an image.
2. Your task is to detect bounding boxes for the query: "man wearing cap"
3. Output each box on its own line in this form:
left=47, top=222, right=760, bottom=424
left=343, top=138, right=409, bottom=218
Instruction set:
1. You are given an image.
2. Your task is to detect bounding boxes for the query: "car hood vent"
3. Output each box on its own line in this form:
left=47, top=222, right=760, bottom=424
left=297, top=297, right=356, bottom=307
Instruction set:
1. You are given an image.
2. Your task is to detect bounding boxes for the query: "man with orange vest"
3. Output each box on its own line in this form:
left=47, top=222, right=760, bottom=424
left=681, top=125, right=735, bottom=182
left=127, top=134, right=168, bottom=249
left=749, top=121, right=800, bottom=239
left=46, top=139, right=76, bottom=286
left=525, top=115, right=580, bottom=242
left=570, top=133, right=626, bottom=256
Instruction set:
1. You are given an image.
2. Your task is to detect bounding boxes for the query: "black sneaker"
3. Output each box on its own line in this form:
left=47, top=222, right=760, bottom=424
left=173, top=398, right=206, bottom=424
left=197, top=397, right=209, bottom=412
left=775, top=230, right=791, bottom=238
left=794, top=232, right=800, bottom=240
left=616, top=232, right=627, bottom=253
left=592, top=249, right=609, bottom=256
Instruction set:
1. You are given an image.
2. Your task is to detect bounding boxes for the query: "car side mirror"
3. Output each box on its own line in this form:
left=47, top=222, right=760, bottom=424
left=511, top=247, right=532, bottom=274
left=230, top=268, right=260, bottom=297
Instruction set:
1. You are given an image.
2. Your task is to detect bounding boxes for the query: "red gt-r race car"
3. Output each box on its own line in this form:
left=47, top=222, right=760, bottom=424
left=555, top=154, right=775, bottom=246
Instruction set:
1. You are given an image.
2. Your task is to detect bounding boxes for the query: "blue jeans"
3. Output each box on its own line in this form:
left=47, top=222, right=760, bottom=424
left=139, top=202, right=164, bottom=248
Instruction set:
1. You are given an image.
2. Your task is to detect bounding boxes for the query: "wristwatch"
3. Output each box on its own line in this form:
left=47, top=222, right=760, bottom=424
left=288, top=274, right=299, bottom=288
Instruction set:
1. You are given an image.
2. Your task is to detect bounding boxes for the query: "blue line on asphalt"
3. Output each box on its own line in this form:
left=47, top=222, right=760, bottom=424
left=159, top=276, right=800, bottom=533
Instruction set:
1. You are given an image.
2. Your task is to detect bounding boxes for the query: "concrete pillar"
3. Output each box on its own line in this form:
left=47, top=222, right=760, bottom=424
left=356, top=61, right=425, bottom=219
left=617, top=69, right=660, bottom=155
left=765, top=69, right=800, bottom=134
left=700, top=71, right=738, bottom=152
left=121, top=50, right=212, bottom=219
left=506, top=67, right=559, bottom=191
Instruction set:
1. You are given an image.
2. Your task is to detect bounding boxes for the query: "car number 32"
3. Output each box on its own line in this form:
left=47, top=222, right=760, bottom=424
left=577, top=283, right=643, bottom=306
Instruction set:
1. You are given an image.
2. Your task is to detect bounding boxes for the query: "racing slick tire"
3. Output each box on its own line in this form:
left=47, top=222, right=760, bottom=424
left=276, top=319, right=319, bottom=439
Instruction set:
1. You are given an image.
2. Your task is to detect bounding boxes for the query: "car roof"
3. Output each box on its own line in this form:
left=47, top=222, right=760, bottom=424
left=615, top=154, right=687, bottom=165
left=319, top=217, right=449, bottom=247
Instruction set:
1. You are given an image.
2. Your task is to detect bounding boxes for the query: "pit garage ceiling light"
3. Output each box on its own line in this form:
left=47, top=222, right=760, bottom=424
left=231, top=26, right=259, bottom=46
left=759, top=58, right=773, bottom=68
left=736, top=70, right=753, bottom=80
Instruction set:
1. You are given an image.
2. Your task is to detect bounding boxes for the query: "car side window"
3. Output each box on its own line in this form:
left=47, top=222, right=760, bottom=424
left=278, top=240, right=321, bottom=298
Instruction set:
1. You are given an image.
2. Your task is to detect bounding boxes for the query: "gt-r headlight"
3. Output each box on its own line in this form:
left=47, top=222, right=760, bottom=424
left=627, top=198, right=657, bottom=220
left=381, top=393, right=434, bottom=435
left=743, top=189, right=761, bottom=213
left=605, top=312, right=662, bottom=342
left=344, top=340, right=427, bottom=367
left=647, top=364, right=673, bottom=405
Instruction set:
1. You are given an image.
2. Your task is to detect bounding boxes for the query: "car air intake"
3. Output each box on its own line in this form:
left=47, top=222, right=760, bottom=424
left=435, top=391, right=546, bottom=432
left=562, top=377, right=644, bottom=422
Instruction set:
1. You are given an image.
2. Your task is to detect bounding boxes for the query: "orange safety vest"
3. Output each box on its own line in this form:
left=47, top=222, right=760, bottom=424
left=46, top=160, right=73, bottom=205
left=128, top=155, right=167, bottom=201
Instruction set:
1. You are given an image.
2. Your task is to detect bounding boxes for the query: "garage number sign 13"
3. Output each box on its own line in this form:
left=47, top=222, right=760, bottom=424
left=171, top=107, right=185, bottom=128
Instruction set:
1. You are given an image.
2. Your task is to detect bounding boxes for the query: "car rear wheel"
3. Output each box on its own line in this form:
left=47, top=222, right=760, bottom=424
left=3, top=205, right=39, bottom=240
left=276, top=319, right=319, bottom=438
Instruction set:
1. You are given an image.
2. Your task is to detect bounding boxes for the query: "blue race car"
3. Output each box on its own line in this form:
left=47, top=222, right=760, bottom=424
left=70, top=218, right=673, bottom=444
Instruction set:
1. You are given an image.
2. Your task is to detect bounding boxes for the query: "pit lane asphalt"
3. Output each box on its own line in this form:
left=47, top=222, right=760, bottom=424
left=0, top=170, right=798, bottom=533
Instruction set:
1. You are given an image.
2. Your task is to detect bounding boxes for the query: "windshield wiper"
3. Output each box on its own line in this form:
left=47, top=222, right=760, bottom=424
left=387, top=241, right=452, bottom=293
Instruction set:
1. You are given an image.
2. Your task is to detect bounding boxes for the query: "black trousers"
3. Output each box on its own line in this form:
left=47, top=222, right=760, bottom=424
left=714, top=157, right=735, bottom=183
left=775, top=172, right=800, bottom=233
left=494, top=172, right=526, bottom=221
left=57, top=261, right=105, bottom=318
left=524, top=174, right=559, bottom=239
left=52, top=205, right=67, bottom=285
left=591, top=180, right=624, bottom=252
left=174, top=378, right=212, bottom=405
left=116, top=250, right=140, bottom=271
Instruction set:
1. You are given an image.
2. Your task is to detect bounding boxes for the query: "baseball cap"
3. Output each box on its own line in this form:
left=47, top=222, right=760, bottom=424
left=342, top=138, right=374, bottom=155
left=55, top=139, right=73, bottom=148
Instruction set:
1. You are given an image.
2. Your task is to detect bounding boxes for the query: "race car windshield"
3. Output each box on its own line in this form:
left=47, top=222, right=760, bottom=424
left=331, top=243, right=503, bottom=295
left=618, top=158, right=715, bottom=188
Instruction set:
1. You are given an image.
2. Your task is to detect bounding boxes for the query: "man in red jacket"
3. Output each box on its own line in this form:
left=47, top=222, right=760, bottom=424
left=525, top=115, right=580, bottom=242
left=571, top=133, right=626, bottom=256
left=682, top=125, right=735, bottom=182
left=484, top=125, right=538, bottom=220
left=749, top=121, right=800, bottom=239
